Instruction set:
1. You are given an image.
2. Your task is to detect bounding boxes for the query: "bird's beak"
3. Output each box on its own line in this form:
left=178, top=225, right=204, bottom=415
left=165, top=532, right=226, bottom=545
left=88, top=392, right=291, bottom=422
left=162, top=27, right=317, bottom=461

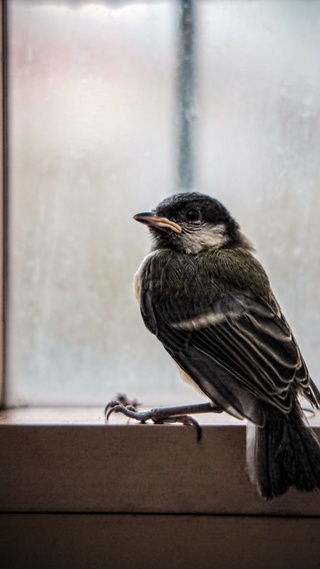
left=133, top=212, right=182, bottom=234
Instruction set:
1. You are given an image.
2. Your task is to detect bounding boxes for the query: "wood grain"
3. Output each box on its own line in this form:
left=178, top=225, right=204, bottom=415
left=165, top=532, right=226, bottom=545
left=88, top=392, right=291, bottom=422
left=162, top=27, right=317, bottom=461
left=1, top=513, right=319, bottom=569
left=1, top=413, right=320, bottom=515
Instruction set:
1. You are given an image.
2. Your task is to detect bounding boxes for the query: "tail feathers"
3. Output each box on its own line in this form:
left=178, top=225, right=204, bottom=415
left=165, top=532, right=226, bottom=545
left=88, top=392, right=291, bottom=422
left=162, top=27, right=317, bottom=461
left=246, top=405, right=320, bottom=499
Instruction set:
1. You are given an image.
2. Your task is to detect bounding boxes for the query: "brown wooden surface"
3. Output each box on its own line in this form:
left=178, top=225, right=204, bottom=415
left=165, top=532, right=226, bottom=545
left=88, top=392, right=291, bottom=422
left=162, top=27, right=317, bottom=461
left=0, top=0, right=4, bottom=406
left=1, top=513, right=319, bottom=569
left=1, top=408, right=320, bottom=515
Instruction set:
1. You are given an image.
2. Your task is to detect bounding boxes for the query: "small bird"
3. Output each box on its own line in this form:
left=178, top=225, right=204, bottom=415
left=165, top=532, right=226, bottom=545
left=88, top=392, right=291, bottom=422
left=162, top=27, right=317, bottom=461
left=107, top=192, right=320, bottom=499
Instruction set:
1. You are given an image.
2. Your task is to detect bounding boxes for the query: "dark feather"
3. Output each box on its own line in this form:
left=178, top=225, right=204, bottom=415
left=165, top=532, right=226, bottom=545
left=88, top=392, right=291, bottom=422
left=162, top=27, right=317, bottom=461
left=139, top=248, right=316, bottom=419
left=135, top=192, right=320, bottom=498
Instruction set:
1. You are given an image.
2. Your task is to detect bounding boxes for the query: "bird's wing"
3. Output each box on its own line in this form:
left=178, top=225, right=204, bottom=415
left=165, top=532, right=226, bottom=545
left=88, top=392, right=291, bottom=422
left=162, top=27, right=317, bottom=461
left=138, top=250, right=317, bottom=423
left=144, top=283, right=314, bottom=422
left=187, top=294, right=302, bottom=412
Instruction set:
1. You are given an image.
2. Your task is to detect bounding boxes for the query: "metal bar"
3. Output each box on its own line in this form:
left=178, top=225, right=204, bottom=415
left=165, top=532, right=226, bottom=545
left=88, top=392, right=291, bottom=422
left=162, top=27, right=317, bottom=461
left=177, top=0, right=196, bottom=191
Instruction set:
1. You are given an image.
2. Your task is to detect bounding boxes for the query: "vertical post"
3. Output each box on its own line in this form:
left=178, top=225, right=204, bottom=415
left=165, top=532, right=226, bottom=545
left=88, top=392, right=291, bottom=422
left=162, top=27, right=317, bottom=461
left=177, top=0, right=196, bottom=192
left=0, top=0, right=7, bottom=407
left=0, top=0, right=5, bottom=406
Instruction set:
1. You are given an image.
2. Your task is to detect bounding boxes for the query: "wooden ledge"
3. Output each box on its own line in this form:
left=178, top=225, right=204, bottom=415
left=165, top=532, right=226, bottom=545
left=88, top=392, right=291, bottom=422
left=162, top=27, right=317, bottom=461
left=1, top=513, right=320, bottom=569
left=0, top=407, right=320, bottom=516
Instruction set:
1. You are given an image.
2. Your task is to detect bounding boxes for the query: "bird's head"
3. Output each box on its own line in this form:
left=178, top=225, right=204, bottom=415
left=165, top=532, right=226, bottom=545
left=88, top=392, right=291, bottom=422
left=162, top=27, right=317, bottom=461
left=133, top=192, right=252, bottom=254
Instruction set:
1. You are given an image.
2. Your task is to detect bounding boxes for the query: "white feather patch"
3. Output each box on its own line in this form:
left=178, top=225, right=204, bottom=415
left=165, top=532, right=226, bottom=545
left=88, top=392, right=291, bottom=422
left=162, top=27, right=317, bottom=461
left=172, top=311, right=239, bottom=331
left=181, top=223, right=227, bottom=254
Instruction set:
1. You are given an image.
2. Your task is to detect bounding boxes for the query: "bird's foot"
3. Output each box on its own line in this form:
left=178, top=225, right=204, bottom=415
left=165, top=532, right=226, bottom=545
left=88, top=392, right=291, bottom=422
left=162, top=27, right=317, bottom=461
left=104, top=401, right=221, bottom=441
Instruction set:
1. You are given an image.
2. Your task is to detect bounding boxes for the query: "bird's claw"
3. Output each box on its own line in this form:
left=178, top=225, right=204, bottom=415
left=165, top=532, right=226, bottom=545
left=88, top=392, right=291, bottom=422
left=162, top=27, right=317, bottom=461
left=153, top=413, right=202, bottom=441
left=104, top=400, right=138, bottom=423
left=104, top=400, right=202, bottom=441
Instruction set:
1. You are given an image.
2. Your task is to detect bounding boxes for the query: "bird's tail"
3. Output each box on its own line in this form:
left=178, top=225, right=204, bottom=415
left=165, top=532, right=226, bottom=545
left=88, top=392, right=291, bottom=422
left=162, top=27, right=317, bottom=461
left=246, top=404, right=320, bottom=499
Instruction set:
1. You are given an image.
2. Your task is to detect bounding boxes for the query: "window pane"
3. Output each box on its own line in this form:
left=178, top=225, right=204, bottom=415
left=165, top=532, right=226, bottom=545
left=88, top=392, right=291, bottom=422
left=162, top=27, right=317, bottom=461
left=7, top=0, right=198, bottom=405
left=196, top=1, right=320, bottom=390
left=7, top=0, right=320, bottom=406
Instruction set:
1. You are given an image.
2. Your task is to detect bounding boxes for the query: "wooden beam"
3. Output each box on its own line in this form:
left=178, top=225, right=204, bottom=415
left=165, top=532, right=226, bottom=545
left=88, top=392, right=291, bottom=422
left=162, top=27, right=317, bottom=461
left=1, top=411, right=320, bottom=515
left=1, top=513, right=319, bottom=569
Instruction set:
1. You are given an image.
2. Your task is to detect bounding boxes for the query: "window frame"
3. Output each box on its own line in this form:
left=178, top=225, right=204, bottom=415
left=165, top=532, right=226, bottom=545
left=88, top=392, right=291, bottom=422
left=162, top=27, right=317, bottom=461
left=0, top=407, right=320, bottom=516
left=0, top=0, right=320, bottom=525
left=0, top=0, right=4, bottom=406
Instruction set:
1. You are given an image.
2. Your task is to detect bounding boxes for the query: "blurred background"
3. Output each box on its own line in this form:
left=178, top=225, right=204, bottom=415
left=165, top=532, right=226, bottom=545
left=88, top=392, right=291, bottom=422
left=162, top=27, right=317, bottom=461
left=6, top=0, right=320, bottom=406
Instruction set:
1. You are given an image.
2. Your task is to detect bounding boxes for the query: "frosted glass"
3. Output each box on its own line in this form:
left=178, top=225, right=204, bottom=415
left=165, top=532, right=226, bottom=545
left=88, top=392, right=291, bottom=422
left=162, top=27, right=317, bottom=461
left=7, top=1, right=320, bottom=406
left=196, top=1, right=320, bottom=391
left=7, top=0, right=187, bottom=406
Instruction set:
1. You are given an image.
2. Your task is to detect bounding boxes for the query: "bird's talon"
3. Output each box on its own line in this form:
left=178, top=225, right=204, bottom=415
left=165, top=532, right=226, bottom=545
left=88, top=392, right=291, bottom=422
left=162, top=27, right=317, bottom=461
left=104, top=401, right=203, bottom=440
left=104, top=399, right=120, bottom=416
left=105, top=401, right=129, bottom=423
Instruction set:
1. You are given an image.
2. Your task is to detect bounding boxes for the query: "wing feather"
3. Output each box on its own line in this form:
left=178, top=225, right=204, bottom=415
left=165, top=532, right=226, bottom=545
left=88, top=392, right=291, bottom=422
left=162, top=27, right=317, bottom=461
left=154, top=291, right=310, bottom=415
left=138, top=250, right=317, bottom=419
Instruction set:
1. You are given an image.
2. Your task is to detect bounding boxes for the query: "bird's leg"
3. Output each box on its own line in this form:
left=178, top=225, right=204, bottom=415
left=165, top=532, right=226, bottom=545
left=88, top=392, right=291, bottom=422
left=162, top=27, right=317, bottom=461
left=104, top=401, right=222, bottom=441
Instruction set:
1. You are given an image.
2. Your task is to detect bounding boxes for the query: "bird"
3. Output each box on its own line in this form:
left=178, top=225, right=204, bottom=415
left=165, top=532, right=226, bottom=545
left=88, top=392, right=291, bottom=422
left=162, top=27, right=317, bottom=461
left=106, top=191, right=320, bottom=499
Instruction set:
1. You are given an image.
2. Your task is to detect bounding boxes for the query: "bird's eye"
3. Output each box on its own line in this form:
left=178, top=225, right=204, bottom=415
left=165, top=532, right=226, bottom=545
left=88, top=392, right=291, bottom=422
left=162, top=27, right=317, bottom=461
left=186, top=208, right=200, bottom=222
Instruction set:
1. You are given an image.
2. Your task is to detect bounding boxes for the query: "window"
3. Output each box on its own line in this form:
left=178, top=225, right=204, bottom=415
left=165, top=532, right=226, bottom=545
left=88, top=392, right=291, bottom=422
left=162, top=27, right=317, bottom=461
left=1, top=6, right=320, bottom=562
left=5, top=0, right=320, bottom=409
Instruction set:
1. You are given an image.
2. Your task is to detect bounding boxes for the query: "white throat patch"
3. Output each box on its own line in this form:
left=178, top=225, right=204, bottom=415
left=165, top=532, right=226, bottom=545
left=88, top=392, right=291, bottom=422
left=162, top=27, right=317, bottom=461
left=181, top=223, right=227, bottom=254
